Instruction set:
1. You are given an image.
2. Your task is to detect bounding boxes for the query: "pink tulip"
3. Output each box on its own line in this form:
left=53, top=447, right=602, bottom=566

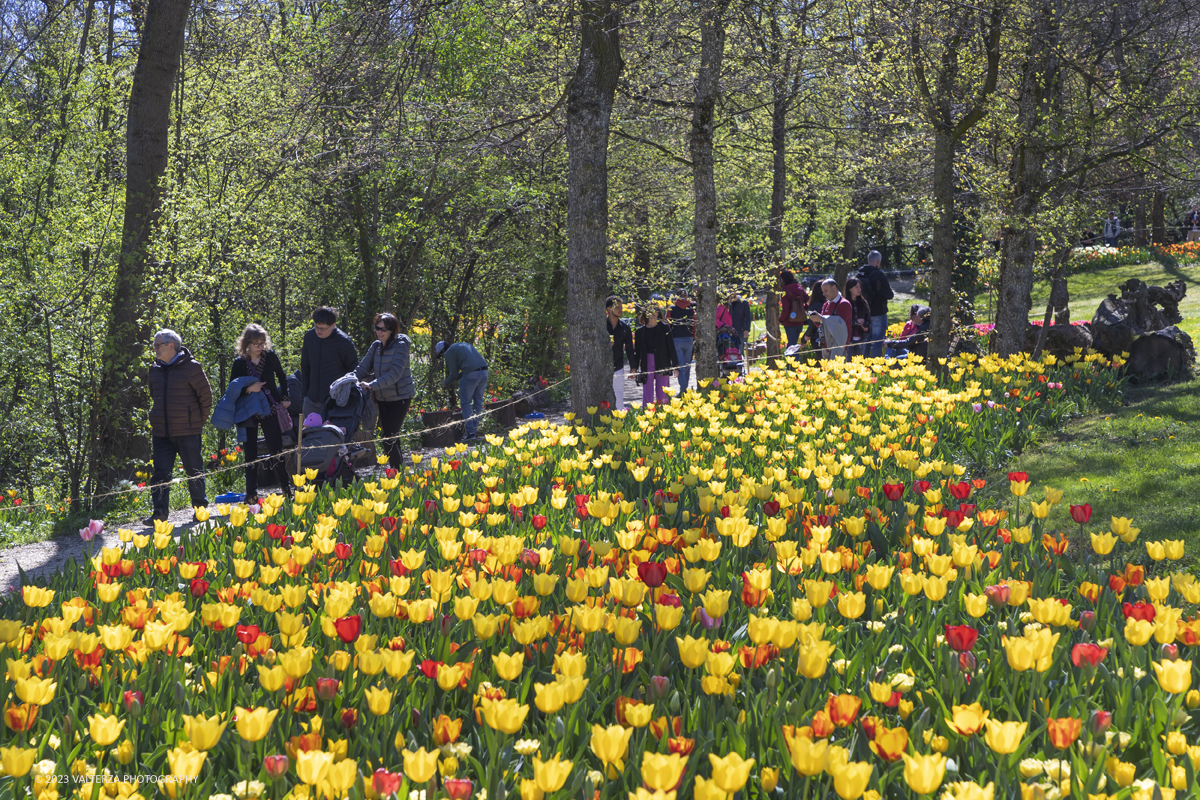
left=79, top=519, right=103, bottom=541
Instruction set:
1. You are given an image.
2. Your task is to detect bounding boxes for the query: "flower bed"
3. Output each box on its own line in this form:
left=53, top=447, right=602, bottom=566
left=7, top=352, right=1192, bottom=800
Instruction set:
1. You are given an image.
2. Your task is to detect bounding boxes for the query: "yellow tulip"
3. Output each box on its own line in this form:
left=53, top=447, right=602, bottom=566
left=182, top=713, right=226, bottom=750
left=14, top=676, right=56, bottom=706
left=982, top=720, right=1027, bottom=754
left=479, top=697, right=529, bottom=734
left=1154, top=659, right=1193, bottom=694
left=837, top=592, right=866, bottom=619
left=709, top=751, right=755, bottom=793
left=901, top=751, right=945, bottom=794
left=786, top=734, right=828, bottom=776
left=403, top=747, right=439, bottom=783
left=831, top=761, right=873, bottom=800
left=964, top=594, right=987, bottom=618
left=534, top=681, right=567, bottom=714
left=533, top=753, right=573, bottom=793
left=167, top=743, right=208, bottom=780
left=1125, top=618, right=1154, bottom=646
left=676, top=636, right=710, bottom=669
left=640, top=752, right=688, bottom=792
left=493, top=651, right=525, bottom=681
left=365, top=686, right=393, bottom=716
left=0, top=746, right=35, bottom=777
left=655, top=603, right=683, bottom=630
left=1090, top=532, right=1117, bottom=555
left=88, top=714, right=126, bottom=747
left=624, top=702, right=654, bottom=728
left=234, top=707, right=278, bottom=742
left=590, top=723, right=633, bottom=768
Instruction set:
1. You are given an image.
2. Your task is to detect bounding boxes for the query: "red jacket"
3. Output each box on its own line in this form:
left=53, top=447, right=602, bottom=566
left=780, top=283, right=809, bottom=327
left=821, top=295, right=854, bottom=337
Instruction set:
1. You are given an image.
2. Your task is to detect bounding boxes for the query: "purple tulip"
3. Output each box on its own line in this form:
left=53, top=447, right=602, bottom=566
left=699, top=608, right=722, bottom=629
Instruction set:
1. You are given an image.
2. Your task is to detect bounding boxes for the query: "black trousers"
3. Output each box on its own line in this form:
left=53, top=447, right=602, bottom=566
left=376, top=398, right=412, bottom=469
left=151, top=434, right=207, bottom=517
left=243, top=413, right=289, bottom=497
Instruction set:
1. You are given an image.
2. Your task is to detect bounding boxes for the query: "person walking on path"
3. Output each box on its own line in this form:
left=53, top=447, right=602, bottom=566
left=808, top=278, right=853, bottom=360
left=230, top=324, right=291, bottom=506
left=856, top=250, right=894, bottom=357
left=779, top=271, right=810, bottom=348
left=606, top=296, right=636, bottom=411
left=146, top=329, right=212, bottom=523
left=728, top=290, right=752, bottom=356
left=435, top=340, right=489, bottom=442
left=1104, top=212, right=1122, bottom=247
left=634, top=303, right=678, bottom=406
left=844, top=277, right=872, bottom=358
left=356, top=313, right=415, bottom=469
left=299, top=306, right=358, bottom=417
left=667, top=293, right=695, bottom=393
left=1186, top=207, right=1200, bottom=243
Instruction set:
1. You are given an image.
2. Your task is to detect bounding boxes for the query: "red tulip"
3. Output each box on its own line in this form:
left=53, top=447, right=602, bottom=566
left=380, top=516, right=398, bottom=532
left=1089, top=709, right=1112, bottom=735
left=1069, top=504, right=1092, bottom=524
left=266, top=523, right=287, bottom=540
left=333, top=543, right=352, bottom=560
left=984, top=584, right=1010, bottom=607
left=373, top=769, right=403, bottom=796
left=263, top=754, right=289, bottom=779
left=389, top=559, right=409, bottom=577
left=444, top=779, right=474, bottom=800
left=333, top=615, right=362, bottom=643
left=520, top=549, right=540, bottom=568
left=1071, top=643, right=1108, bottom=668
left=236, top=625, right=261, bottom=645
left=189, top=579, right=209, bottom=598
left=339, top=708, right=358, bottom=729
left=316, top=678, right=340, bottom=700
left=913, top=480, right=931, bottom=494
left=638, top=561, right=668, bottom=588
left=532, top=514, right=547, bottom=530
left=948, top=481, right=971, bottom=500
left=1121, top=602, right=1155, bottom=623
left=944, top=624, right=978, bottom=652
left=1007, top=471, right=1029, bottom=483
left=882, top=483, right=905, bottom=502
left=656, top=593, right=682, bottom=608
left=123, top=690, right=143, bottom=714
left=420, top=660, right=442, bottom=680
left=762, top=500, right=781, bottom=517
left=423, top=499, right=438, bottom=514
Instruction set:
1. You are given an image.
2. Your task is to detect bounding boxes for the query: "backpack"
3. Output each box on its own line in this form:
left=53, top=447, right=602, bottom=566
left=786, top=288, right=808, bottom=322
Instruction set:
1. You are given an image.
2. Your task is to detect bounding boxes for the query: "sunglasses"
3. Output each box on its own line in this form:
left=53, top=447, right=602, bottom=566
left=375, top=325, right=390, bottom=332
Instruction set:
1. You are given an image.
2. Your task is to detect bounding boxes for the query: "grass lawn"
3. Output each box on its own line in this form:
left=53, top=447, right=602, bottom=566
left=998, top=375, right=1200, bottom=556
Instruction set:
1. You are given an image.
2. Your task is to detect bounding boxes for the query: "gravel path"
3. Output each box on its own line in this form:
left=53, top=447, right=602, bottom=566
left=0, top=370, right=699, bottom=593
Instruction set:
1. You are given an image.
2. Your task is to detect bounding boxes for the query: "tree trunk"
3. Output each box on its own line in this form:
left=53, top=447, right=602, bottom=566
left=91, top=0, right=192, bottom=493
left=1152, top=189, right=1167, bottom=244
left=836, top=210, right=859, bottom=288
left=766, top=78, right=787, bottom=363
left=993, top=0, right=1060, bottom=356
left=565, top=0, right=623, bottom=414
left=689, top=0, right=729, bottom=387
left=1134, top=188, right=1148, bottom=245
left=927, top=129, right=956, bottom=363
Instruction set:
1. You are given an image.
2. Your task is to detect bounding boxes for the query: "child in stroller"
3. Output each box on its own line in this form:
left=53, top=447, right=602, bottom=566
left=716, top=326, right=743, bottom=376
left=297, top=380, right=370, bottom=487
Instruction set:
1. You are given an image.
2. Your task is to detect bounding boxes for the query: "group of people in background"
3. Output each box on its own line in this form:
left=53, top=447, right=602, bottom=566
left=145, top=307, right=488, bottom=522
left=606, top=290, right=753, bottom=409
left=780, top=250, right=899, bottom=359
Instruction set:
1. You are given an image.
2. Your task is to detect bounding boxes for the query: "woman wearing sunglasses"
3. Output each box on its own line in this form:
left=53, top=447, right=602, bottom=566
left=355, top=313, right=415, bottom=470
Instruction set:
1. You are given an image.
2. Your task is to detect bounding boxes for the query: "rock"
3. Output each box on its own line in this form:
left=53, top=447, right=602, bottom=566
left=1091, top=278, right=1194, bottom=380
left=1024, top=322, right=1093, bottom=359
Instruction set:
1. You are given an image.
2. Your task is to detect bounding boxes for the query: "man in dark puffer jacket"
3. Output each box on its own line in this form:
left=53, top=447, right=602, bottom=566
left=147, top=329, right=213, bottom=523
left=299, top=306, right=359, bottom=416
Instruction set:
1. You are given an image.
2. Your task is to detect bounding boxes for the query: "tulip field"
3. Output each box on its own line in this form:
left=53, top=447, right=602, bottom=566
left=3, top=351, right=1195, bottom=800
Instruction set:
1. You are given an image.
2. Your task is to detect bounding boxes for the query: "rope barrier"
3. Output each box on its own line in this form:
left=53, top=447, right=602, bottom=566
left=0, top=327, right=944, bottom=519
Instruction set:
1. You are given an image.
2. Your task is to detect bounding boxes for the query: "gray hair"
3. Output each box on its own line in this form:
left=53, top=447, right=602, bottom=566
left=867, top=250, right=882, bottom=265
left=153, top=329, right=182, bottom=348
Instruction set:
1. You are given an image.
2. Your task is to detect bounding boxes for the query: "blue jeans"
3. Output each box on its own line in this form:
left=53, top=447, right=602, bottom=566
left=784, top=326, right=801, bottom=347
left=673, top=337, right=693, bottom=393
left=458, top=369, right=488, bottom=437
left=868, top=315, right=888, bottom=358
left=151, top=434, right=207, bottom=518
left=1104, top=237, right=1118, bottom=247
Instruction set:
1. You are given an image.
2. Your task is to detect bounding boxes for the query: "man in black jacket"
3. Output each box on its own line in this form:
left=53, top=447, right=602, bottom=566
left=857, top=251, right=895, bottom=358
left=606, top=296, right=636, bottom=410
left=299, top=307, right=359, bottom=416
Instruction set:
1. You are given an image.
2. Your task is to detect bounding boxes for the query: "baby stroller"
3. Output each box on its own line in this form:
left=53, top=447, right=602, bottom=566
left=297, top=382, right=370, bottom=488
left=716, top=326, right=743, bottom=376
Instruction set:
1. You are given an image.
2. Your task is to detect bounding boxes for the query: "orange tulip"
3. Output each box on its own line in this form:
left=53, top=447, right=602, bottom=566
left=433, top=715, right=463, bottom=745
left=1046, top=717, right=1081, bottom=749
left=868, top=725, right=909, bottom=762
left=827, top=694, right=861, bottom=729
